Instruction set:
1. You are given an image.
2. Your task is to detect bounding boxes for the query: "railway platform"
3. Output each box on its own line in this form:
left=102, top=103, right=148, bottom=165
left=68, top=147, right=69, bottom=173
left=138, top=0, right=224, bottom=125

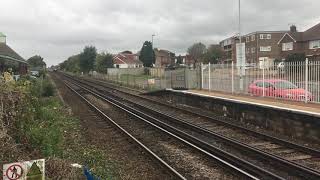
left=169, top=89, right=320, bottom=118
left=155, top=89, right=320, bottom=143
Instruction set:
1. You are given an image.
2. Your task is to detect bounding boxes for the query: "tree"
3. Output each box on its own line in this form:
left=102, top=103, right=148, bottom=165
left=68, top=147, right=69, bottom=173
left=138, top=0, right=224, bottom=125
left=27, top=55, right=46, bottom=68
left=187, top=42, right=206, bottom=66
left=176, top=55, right=183, bottom=65
left=60, top=54, right=80, bottom=73
left=203, top=44, right=223, bottom=64
left=79, top=46, right=97, bottom=73
left=139, top=41, right=155, bottom=67
left=95, top=52, right=114, bottom=73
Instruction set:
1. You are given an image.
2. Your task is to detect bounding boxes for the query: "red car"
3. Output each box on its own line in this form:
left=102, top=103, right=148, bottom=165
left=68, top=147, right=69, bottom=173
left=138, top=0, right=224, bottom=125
left=248, top=79, right=314, bottom=101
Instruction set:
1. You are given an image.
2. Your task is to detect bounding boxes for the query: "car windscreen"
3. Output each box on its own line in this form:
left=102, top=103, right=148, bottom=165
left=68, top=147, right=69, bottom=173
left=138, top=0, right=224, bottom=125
left=274, top=81, right=297, bottom=89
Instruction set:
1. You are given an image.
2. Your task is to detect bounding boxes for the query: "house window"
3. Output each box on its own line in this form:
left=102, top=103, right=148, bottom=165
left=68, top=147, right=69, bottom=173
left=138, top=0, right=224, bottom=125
left=260, top=46, right=271, bottom=52
left=251, top=47, right=256, bottom=53
left=260, top=34, right=271, bottom=39
left=282, top=42, right=293, bottom=51
left=267, top=34, right=271, bottom=39
left=246, top=37, right=250, bottom=43
left=251, top=35, right=255, bottom=41
left=246, top=48, right=250, bottom=54
left=309, top=40, right=320, bottom=49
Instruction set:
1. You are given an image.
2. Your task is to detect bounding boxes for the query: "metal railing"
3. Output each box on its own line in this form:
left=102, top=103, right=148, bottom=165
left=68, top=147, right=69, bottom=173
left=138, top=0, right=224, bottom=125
left=201, top=59, right=320, bottom=103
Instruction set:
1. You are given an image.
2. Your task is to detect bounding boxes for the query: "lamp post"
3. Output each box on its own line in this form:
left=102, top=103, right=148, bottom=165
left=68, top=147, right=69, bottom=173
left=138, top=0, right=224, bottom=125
left=151, top=34, right=156, bottom=48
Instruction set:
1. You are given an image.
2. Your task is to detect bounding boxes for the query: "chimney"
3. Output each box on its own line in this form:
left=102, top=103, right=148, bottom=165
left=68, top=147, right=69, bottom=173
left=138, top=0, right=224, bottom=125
left=0, top=32, right=6, bottom=44
left=290, top=25, right=297, bottom=32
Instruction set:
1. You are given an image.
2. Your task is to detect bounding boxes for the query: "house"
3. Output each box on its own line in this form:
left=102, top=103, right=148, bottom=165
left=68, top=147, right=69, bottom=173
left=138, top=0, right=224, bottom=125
left=0, top=32, right=27, bottom=75
left=277, top=24, right=320, bottom=61
left=154, top=49, right=175, bottom=67
left=113, top=51, right=143, bottom=68
left=175, top=54, right=195, bottom=67
left=243, top=30, right=287, bottom=66
left=220, top=31, right=288, bottom=65
left=219, top=22, right=320, bottom=65
left=219, top=36, right=238, bottom=64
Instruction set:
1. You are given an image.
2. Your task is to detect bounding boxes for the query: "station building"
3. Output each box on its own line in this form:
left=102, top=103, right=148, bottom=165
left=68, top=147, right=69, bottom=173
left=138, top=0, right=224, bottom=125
left=0, top=32, right=27, bottom=75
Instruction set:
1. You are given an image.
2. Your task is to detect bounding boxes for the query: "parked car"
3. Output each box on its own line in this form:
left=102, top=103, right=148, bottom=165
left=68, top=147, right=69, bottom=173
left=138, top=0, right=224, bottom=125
left=248, top=79, right=314, bottom=101
left=296, top=81, right=320, bottom=102
left=30, top=70, right=40, bottom=77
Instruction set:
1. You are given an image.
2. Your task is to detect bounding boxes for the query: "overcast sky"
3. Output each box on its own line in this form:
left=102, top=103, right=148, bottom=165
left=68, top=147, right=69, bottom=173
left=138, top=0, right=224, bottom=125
left=1, top=0, right=319, bottom=66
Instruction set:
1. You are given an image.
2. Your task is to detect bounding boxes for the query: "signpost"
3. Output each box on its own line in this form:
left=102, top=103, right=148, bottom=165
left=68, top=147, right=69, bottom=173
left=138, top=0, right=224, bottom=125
left=3, top=159, right=45, bottom=180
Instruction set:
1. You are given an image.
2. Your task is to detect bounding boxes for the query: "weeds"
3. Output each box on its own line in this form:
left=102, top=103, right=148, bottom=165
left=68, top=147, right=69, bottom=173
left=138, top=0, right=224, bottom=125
left=1, top=76, right=116, bottom=179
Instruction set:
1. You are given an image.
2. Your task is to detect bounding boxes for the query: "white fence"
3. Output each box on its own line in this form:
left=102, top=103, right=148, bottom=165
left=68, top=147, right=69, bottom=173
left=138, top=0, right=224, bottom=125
left=201, top=59, right=320, bottom=103
left=106, top=68, right=144, bottom=76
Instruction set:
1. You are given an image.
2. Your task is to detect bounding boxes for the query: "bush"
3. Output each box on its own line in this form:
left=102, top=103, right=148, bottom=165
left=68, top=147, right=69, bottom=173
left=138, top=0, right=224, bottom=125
left=42, top=81, right=55, bottom=97
left=30, top=78, right=55, bottom=97
left=17, top=97, right=66, bottom=156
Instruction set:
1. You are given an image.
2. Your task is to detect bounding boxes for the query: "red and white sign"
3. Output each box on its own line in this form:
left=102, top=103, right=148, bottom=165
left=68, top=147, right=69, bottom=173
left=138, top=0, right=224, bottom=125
left=3, top=159, right=45, bottom=180
left=5, top=164, right=23, bottom=180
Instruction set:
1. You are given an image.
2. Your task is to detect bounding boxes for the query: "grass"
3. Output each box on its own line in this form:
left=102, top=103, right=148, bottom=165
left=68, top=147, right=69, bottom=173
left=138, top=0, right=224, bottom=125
left=6, top=75, right=117, bottom=179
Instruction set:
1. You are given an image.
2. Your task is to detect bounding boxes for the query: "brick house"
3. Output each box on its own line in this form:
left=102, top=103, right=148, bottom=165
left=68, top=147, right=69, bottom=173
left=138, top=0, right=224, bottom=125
left=154, top=49, right=175, bottom=67
left=278, top=23, right=320, bottom=61
left=219, top=36, right=236, bottom=64
left=243, top=31, right=287, bottom=65
left=220, top=22, right=320, bottom=65
left=113, top=51, right=143, bottom=68
left=220, top=31, right=288, bottom=65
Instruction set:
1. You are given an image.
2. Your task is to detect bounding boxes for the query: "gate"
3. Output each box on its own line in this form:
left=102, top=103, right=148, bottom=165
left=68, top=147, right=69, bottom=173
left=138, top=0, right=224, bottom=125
left=165, top=67, right=201, bottom=90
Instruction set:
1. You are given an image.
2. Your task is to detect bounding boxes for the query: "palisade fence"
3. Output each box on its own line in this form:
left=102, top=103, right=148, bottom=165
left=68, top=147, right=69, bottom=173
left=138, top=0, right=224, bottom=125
left=201, top=59, right=320, bottom=103
left=89, top=67, right=201, bottom=91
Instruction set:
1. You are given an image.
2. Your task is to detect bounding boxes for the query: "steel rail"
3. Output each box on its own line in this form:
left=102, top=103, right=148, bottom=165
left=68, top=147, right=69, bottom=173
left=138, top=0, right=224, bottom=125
left=64, top=81, right=187, bottom=180
left=69, top=73, right=320, bottom=157
left=66, top=78, right=284, bottom=180
left=67, top=75, right=320, bottom=180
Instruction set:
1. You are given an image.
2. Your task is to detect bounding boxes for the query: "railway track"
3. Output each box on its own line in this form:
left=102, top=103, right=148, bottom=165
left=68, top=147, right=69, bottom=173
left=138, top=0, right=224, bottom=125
left=59, top=74, right=286, bottom=180
left=60, top=72, right=320, bottom=179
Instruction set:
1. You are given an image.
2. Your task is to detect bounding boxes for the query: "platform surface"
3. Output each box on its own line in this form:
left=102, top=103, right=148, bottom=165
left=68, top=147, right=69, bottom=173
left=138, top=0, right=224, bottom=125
left=168, top=89, right=320, bottom=117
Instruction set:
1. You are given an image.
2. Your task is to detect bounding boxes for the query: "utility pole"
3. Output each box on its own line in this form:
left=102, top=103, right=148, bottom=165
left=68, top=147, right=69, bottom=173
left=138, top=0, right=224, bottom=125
left=151, top=34, right=156, bottom=48
left=238, top=0, right=244, bottom=91
left=239, top=0, right=241, bottom=44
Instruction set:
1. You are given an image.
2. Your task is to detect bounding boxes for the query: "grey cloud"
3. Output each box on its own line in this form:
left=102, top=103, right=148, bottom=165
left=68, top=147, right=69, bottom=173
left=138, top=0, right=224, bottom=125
left=1, top=0, right=319, bottom=66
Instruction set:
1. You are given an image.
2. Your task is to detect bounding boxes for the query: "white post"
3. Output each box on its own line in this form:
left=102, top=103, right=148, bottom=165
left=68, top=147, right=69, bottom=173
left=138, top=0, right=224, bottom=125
left=262, top=58, right=265, bottom=97
left=208, top=63, right=211, bottom=91
left=232, top=61, right=234, bottom=94
left=305, top=58, right=309, bottom=103
left=201, top=63, right=204, bottom=90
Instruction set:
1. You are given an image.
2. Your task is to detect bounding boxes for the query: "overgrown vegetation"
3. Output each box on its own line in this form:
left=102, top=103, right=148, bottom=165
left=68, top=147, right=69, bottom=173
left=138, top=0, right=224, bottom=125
left=0, top=76, right=116, bottom=179
left=27, top=55, right=46, bottom=68
left=187, top=42, right=224, bottom=65
left=59, top=46, right=114, bottom=74
left=95, top=52, right=114, bottom=73
left=79, top=46, right=97, bottom=73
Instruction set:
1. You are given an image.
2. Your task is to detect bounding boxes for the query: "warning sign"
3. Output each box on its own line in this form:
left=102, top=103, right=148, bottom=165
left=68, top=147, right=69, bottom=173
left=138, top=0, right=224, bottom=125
left=3, top=159, right=45, bottom=180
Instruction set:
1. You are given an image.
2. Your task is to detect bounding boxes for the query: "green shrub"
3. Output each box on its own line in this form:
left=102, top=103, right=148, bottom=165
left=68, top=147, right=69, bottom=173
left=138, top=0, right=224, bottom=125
left=17, top=97, right=67, bottom=157
left=42, top=81, right=55, bottom=97
left=30, top=78, right=55, bottom=97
